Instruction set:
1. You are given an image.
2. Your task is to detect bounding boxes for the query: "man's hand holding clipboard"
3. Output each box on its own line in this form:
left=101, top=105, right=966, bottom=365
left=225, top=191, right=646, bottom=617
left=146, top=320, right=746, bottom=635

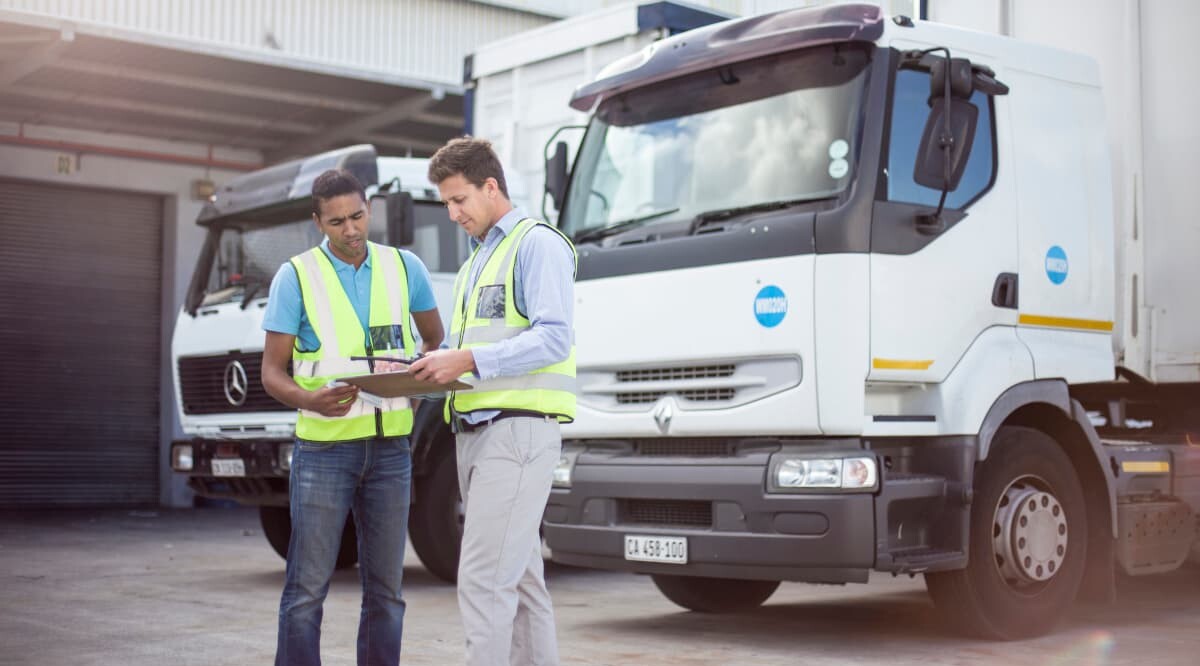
left=341, top=353, right=472, bottom=398
left=406, top=349, right=478, bottom=386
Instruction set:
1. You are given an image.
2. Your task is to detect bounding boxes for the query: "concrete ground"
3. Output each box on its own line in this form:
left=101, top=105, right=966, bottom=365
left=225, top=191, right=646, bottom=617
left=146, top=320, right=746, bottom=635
left=0, top=508, right=1197, bottom=666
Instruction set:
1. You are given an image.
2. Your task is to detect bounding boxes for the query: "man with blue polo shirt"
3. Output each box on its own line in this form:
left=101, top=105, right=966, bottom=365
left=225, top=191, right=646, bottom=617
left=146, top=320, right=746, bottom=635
left=260, top=168, right=444, bottom=666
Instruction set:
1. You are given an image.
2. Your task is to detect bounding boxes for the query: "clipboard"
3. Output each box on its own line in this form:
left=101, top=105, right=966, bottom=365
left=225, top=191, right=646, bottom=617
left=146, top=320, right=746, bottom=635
left=338, top=370, right=472, bottom=398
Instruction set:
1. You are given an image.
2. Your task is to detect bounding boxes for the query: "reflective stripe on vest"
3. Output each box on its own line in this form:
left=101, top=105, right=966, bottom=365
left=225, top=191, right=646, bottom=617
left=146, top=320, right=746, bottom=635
left=290, top=241, right=416, bottom=441
left=446, top=218, right=577, bottom=423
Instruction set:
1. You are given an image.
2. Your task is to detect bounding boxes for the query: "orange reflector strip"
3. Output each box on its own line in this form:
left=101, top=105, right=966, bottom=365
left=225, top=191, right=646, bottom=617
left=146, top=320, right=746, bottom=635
left=1018, top=314, right=1114, bottom=332
left=872, top=358, right=934, bottom=370
left=1121, top=461, right=1170, bottom=474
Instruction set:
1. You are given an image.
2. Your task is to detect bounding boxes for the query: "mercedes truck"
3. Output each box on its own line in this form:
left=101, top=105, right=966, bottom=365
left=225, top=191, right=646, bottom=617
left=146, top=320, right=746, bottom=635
left=169, top=145, right=479, bottom=582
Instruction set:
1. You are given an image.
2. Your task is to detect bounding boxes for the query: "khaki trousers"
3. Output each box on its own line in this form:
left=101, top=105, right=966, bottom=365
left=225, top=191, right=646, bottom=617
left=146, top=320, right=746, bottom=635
left=456, top=416, right=561, bottom=666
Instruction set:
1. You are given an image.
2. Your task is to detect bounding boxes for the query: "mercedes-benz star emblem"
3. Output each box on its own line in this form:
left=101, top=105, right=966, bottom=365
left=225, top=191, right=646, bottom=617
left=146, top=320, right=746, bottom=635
left=652, top=400, right=673, bottom=434
left=224, top=359, right=248, bottom=407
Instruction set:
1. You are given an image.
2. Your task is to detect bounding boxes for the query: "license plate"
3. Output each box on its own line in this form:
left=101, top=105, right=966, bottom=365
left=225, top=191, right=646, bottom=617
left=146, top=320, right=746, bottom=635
left=211, top=458, right=245, bottom=477
left=624, top=535, right=687, bottom=564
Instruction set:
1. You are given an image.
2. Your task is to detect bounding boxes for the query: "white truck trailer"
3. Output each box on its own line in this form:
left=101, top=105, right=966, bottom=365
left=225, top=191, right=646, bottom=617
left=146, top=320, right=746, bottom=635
left=539, top=3, right=1200, bottom=639
left=168, top=145, right=495, bottom=582
left=465, top=1, right=729, bottom=224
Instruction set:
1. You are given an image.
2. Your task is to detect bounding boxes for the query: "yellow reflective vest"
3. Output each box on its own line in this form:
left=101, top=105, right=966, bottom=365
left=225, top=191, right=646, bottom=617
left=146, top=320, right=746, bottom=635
left=446, top=218, right=577, bottom=423
left=290, top=242, right=416, bottom=441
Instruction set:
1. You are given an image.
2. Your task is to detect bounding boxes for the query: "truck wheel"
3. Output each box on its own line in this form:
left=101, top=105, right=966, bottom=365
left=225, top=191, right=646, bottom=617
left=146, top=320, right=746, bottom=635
left=258, top=505, right=359, bottom=570
left=651, top=574, right=779, bottom=613
left=408, top=448, right=463, bottom=583
left=925, top=426, right=1087, bottom=639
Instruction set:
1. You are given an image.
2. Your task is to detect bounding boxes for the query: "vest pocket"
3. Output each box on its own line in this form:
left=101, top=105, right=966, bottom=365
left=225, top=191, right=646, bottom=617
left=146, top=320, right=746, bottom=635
left=475, top=284, right=506, bottom=319
left=370, top=324, right=405, bottom=352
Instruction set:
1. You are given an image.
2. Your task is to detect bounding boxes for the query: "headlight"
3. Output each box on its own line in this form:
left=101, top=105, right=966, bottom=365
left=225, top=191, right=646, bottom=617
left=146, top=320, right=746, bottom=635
left=771, top=455, right=877, bottom=491
left=279, top=443, right=294, bottom=472
left=552, top=448, right=582, bottom=488
left=777, top=459, right=840, bottom=488
left=552, top=455, right=573, bottom=488
left=171, top=444, right=194, bottom=472
left=841, top=456, right=877, bottom=489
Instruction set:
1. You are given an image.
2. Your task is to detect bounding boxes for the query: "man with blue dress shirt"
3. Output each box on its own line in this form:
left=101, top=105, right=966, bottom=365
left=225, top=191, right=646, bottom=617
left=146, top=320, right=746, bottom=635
left=409, top=137, right=576, bottom=666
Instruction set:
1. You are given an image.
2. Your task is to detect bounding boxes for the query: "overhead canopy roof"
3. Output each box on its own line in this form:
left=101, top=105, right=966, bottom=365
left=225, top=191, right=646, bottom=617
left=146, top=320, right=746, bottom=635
left=0, top=9, right=466, bottom=164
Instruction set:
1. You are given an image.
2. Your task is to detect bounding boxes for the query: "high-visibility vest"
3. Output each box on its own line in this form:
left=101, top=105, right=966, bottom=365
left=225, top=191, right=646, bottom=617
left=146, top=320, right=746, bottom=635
left=445, top=218, right=577, bottom=423
left=290, top=242, right=416, bottom=441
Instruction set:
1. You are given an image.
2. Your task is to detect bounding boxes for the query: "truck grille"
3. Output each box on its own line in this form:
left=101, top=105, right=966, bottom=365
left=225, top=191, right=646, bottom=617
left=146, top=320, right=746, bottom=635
left=616, top=365, right=735, bottom=382
left=178, top=352, right=287, bottom=414
left=633, top=438, right=733, bottom=457
left=577, top=357, right=801, bottom=412
left=620, top=499, right=712, bottom=528
left=615, top=388, right=736, bottom=405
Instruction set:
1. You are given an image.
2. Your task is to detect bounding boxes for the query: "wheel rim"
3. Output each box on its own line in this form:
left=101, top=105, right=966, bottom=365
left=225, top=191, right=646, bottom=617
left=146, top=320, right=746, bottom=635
left=992, top=477, right=1069, bottom=588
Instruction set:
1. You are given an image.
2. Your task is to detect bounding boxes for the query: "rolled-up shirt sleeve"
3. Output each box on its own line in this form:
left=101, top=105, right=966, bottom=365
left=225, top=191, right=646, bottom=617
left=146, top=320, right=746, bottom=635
left=470, top=226, right=574, bottom=380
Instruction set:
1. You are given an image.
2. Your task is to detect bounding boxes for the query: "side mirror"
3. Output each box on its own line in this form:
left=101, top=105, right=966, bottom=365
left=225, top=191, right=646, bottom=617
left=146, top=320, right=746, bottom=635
left=913, top=96, right=978, bottom=192
left=544, top=141, right=569, bottom=213
left=929, top=56, right=974, bottom=101
left=370, top=191, right=414, bottom=247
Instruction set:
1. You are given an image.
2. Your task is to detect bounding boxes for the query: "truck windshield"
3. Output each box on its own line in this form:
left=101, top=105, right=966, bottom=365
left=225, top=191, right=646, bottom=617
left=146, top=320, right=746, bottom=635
left=563, top=44, right=871, bottom=240
left=199, top=216, right=323, bottom=307
left=191, top=199, right=460, bottom=310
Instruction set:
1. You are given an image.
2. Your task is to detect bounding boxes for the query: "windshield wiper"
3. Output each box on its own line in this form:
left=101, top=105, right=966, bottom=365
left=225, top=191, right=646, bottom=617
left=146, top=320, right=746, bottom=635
left=240, top=279, right=266, bottom=309
left=688, top=197, right=826, bottom=234
left=573, top=207, right=680, bottom=244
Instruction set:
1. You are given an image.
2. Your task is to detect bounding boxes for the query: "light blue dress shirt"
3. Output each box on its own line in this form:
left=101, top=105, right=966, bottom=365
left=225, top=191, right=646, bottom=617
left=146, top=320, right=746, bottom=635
left=455, top=207, right=575, bottom=424
left=262, top=238, right=436, bottom=351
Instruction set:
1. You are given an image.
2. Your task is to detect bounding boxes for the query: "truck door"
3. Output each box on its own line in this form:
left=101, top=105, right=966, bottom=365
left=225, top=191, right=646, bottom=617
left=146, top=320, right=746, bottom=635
left=867, top=43, right=1024, bottom=425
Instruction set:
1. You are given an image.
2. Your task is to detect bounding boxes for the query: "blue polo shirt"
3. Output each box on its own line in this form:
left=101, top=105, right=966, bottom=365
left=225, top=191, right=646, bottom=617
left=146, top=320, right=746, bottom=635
left=263, top=238, right=436, bottom=352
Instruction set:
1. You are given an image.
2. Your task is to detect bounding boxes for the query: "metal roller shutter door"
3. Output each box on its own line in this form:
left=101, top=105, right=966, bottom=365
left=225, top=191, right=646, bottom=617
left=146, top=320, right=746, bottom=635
left=0, top=179, right=162, bottom=507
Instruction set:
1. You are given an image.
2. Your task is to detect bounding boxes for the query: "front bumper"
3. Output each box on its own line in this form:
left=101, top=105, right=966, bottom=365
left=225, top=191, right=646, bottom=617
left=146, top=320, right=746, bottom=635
left=172, top=438, right=290, bottom=507
left=544, top=437, right=975, bottom=582
left=544, top=445, right=876, bottom=583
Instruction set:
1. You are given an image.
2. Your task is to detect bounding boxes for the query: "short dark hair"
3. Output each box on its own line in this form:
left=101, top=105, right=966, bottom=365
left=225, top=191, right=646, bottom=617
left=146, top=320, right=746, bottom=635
left=311, top=169, right=366, bottom=216
left=428, top=136, right=509, bottom=198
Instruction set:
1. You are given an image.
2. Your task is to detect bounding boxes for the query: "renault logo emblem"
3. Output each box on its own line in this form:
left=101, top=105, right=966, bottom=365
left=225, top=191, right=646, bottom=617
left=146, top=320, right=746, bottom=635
left=224, top=360, right=248, bottom=407
left=652, top=400, right=673, bottom=434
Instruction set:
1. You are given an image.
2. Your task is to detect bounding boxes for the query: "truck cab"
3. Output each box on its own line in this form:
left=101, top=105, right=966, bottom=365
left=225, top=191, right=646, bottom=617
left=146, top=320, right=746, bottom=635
left=169, top=145, right=474, bottom=581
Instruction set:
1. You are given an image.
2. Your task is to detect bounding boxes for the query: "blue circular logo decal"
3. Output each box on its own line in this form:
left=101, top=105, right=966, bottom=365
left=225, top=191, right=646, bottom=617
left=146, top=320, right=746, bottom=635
left=754, top=285, right=787, bottom=328
left=1045, top=246, right=1068, bottom=285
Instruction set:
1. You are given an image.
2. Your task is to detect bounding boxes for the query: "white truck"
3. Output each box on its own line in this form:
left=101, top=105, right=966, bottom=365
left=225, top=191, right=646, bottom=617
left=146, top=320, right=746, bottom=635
left=539, top=4, right=1200, bottom=639
left=168, top=145, right=489, bottom=582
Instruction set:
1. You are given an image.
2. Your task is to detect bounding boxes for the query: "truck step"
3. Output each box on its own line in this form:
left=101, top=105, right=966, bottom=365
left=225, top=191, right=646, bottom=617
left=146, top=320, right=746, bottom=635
left=879, top=547, right=965, bottom=574
left=1116, top=499, right=1195, bottom=576
left=882, top=472, right=960, bottom=501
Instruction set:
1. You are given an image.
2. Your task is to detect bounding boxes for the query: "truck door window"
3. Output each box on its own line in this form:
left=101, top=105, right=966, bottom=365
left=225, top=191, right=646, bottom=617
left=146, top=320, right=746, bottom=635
left=886, top=68, right=995, bottom=209
left=405, top=201, right=463, bottom=273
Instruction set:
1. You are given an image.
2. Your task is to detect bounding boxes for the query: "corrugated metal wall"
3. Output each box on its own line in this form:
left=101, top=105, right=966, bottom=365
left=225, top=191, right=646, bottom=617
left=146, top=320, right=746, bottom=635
left=0, top=0, right=553, bottom=86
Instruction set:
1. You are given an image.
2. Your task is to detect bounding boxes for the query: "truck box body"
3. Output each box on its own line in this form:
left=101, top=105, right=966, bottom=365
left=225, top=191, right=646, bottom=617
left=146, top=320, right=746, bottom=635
left=931, top=0, right=1200, bottom=383
left=467, top=2, right=729, bottom=223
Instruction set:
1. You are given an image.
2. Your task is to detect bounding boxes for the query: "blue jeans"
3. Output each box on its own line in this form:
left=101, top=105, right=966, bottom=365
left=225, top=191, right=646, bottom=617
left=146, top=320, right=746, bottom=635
left=276, top=437, right=412, bottom=666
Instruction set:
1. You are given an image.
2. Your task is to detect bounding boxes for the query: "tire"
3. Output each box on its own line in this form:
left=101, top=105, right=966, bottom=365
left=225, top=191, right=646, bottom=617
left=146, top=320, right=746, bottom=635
left=258, top=505, right=359, bottom=570
left=925, top=426, right=1087, bottom=639
left=408, top=448, right=463, bottom=583
left=651, top=574, right=780, bottom=613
